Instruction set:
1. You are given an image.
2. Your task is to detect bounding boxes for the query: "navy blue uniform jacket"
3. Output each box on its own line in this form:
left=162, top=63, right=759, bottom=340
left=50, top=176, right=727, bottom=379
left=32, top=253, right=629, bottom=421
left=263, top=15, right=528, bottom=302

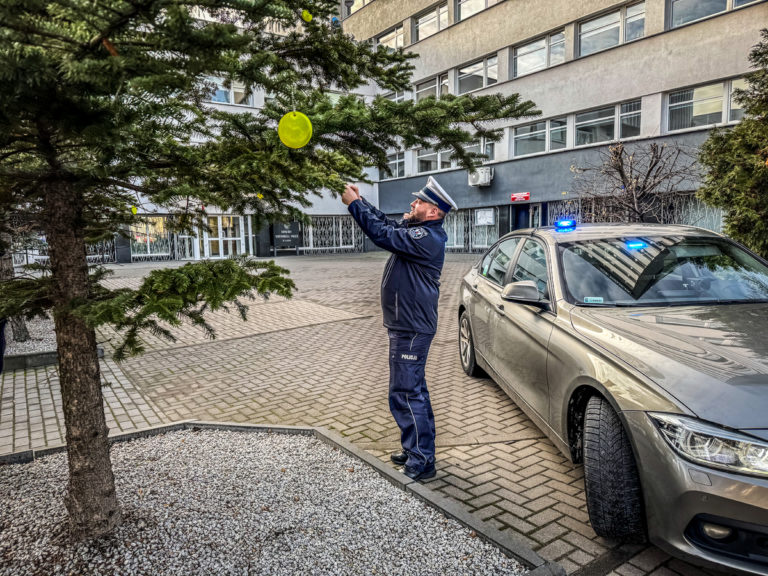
left=348, top=197, right=446, bottom=335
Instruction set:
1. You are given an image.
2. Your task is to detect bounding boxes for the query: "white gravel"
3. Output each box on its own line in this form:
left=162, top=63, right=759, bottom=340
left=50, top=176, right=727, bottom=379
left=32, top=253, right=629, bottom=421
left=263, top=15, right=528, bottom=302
left=0, top=429, right=525, bottom=576
left=4, top=316, right=57, bottom=356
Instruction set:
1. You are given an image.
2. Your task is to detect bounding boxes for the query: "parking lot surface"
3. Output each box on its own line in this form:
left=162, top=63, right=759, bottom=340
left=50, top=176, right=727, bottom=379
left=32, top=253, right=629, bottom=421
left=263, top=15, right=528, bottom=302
left=1, top=253, right=728, bottom=575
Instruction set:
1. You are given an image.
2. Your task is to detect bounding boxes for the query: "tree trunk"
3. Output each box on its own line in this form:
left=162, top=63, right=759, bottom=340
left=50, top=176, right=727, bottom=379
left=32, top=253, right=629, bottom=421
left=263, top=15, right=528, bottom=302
left=9, top=316, right=29, bottom=342
left=44, top=183, right=122, bottom=540
left=0, top=236, right=29, bottom=341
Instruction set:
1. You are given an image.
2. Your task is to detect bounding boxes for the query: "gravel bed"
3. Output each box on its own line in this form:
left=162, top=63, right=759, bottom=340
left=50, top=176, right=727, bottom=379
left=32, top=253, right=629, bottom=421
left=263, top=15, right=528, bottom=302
left=4, top=316, right=57, bottom=356
left=0, top=429, right=526, bottom=576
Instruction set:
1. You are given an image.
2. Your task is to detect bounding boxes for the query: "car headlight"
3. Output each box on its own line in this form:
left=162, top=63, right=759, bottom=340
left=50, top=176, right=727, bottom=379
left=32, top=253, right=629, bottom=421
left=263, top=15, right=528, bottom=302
left=649, top=413, right=768, bottom=478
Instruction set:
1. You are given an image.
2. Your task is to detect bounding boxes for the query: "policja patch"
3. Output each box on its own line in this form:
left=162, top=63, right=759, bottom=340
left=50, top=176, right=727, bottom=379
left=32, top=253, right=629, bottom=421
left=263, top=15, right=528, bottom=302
left=408, top=227, right=429, bottom=240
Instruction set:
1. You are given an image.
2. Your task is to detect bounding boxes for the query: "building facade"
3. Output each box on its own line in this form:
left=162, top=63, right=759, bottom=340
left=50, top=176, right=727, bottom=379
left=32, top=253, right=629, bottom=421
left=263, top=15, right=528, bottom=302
left=343, top=0, right=766, bottom=251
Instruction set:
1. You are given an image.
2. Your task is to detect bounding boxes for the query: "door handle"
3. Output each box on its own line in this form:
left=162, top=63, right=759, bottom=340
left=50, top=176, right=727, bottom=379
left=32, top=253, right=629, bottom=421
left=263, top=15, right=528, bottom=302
left=496, top=303, right=504, bottom=313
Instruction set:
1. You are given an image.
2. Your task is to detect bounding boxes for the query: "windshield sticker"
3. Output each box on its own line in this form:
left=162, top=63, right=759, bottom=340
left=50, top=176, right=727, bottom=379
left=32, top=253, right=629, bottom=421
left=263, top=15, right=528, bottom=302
left=584, top=297, right=604, bottom=304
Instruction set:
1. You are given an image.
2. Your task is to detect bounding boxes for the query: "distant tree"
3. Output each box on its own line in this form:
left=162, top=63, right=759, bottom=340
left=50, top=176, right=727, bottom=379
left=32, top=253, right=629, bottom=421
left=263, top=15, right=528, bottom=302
left=570, top=141, right=701, bottom=223
left=699, top=29, right=768, bottom=259
left=0, top=0, right=538, bottom=540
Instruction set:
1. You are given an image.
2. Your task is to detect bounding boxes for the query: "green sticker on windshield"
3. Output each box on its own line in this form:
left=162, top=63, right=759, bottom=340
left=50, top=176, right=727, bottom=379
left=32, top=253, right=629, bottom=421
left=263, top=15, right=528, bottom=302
left=584, top=297, right=604, bottom=304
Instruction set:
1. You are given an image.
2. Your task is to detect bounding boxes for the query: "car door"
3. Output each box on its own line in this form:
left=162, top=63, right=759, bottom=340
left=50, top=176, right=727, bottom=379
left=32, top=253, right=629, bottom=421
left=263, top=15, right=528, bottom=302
left=490, top=238, right=555, bottom=421
left=470, top=238, right=522, bottom=365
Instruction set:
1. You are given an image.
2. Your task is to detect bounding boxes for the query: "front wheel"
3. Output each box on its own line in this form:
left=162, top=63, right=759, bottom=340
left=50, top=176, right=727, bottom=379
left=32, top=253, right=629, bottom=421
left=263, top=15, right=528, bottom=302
left=583, top=395, right=647, bottom=542
left=459, top=311, right=484, bottom=377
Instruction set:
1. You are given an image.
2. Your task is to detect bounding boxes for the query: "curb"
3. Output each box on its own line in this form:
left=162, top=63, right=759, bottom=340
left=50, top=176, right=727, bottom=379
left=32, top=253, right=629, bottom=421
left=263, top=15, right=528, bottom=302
left=0, top=421, right=565, bottom=576
left=2, top=346, right=104, bottom=372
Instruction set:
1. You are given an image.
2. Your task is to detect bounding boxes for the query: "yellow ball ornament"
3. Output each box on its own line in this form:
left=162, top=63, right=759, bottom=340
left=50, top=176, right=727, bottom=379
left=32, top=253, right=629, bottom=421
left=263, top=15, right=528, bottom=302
left=131, top=205, right=138, bottom=215
left=278, top=111, right=313, bottom=149
left=301, top=9, right=313, bottom=22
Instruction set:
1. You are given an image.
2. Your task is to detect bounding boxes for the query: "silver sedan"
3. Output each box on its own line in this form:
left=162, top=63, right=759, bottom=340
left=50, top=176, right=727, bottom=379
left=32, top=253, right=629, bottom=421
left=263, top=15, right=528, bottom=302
left=458, top=222, right=768, bottom=575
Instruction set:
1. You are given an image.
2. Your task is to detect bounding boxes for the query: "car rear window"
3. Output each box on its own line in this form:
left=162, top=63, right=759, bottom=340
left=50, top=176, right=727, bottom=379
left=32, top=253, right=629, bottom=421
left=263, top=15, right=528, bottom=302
left=559, top=236, right=768, bottom=306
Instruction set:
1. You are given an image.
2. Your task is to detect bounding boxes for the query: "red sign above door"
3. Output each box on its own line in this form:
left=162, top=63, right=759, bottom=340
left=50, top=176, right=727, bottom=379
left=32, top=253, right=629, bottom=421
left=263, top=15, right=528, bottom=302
left=510, top=192, right=530, bottom=202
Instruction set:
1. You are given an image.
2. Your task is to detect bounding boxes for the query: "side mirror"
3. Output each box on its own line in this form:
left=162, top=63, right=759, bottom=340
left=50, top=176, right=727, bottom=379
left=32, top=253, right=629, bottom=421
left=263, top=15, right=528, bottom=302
left=501, top=280, right=548, bottom=307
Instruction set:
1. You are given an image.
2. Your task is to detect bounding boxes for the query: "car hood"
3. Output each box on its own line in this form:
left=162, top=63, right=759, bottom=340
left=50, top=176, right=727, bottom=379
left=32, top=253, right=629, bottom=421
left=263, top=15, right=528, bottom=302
left=570, top=303, right=768, bottom=430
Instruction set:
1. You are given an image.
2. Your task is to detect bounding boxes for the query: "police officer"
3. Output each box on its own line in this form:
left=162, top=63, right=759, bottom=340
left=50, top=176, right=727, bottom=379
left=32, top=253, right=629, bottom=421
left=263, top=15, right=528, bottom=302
left=342, top=176, right=457, bottom=481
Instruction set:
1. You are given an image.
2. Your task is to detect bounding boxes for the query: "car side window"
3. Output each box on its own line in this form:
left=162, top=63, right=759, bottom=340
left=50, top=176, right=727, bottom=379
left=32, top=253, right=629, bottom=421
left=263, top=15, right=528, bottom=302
left=509, top=239, right=549, bottom=298
left=480, top=238, right=520, bottom=286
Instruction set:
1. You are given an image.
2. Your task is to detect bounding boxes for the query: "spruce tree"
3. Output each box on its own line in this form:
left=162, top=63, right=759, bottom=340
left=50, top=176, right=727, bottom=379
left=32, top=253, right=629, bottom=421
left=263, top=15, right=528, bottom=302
left=699, top=29, right=768, bottom=258
left=0, top=0, right=538, bottom=539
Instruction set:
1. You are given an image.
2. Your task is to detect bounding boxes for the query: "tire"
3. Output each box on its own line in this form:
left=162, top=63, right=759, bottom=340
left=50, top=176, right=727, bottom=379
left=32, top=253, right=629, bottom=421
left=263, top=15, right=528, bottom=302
left=459, top=311, right=484, bottom=377
left=583, top=395, right=647, bottom=542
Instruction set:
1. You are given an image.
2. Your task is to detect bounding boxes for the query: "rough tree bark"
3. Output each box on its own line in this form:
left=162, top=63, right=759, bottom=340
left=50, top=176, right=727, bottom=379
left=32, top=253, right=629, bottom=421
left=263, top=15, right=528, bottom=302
left=44, top=182, right=122, bottom=540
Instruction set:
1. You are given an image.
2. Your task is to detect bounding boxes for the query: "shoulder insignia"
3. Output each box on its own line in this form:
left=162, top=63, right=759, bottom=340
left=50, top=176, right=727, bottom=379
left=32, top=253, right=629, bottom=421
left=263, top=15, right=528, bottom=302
left=408, top=227, right=429, bottom=240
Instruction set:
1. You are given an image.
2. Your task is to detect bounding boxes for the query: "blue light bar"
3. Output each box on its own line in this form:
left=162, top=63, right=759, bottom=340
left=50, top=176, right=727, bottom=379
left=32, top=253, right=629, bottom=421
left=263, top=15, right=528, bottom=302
left=554, top=219, right=577, bottom=232
left=625, top=240, right=648, bottom=250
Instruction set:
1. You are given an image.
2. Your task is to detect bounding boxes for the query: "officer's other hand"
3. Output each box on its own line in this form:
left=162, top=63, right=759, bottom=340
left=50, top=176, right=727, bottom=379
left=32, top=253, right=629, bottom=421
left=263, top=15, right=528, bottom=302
left=402, top=212, right=411, bottom=220
left=342, top=184, right=360, bottom=206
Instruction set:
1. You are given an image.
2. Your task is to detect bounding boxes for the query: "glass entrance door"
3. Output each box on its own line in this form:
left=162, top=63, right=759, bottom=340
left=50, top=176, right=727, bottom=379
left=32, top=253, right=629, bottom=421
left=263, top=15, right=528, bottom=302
left=205, top=215, right=245, bottom=258
left=530, top=203, right=542, bottom=228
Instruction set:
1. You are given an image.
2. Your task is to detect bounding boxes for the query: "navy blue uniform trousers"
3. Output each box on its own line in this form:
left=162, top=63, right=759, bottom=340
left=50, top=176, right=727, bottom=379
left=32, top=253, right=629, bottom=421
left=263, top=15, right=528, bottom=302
left=388, top=329, right=436, bottom=470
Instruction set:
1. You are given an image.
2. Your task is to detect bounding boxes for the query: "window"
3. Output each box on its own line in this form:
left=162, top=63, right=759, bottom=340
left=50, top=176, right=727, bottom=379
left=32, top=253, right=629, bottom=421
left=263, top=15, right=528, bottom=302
left=514, top=121, right=547, bottom=156
left=669, top=0, right=759, bottom=28
left=730, top=78, right=747, bottom=121
left=414, top=3, right=448, bottom=42
left=417, top=148, right=452, bottom=173
left=576, top=107, right=615, bottom=145
left=550, top=118, right=567, bottom=150
left=514, top=118, right=568, bottom=156
left=377, top=25, right=404, bottom=49
left=465, top=138, right=496, bottom=161
left=514, top=31, right=565, bottom=77
left=510, top=239, right=549, bottom=297
left=620, top=100, right=642, bottom=138
left=481, top=238, right=520, bottom=285
left=456, top=0, right=502, bottom=21
left=668, top=83, right=724, bottom=130
left=579, top=3, right=645, bottom=57
left=625, top=3, right=645, bottom=41
left=670, top=0, right=726, bottom=27
left=415, top=74, right=448, bottom=101
left=458, top=54, right=497, bottom=94
left=206, top=77, right=230, bottom=103
left=204, top=77, right=254, bottom=106
left=381, top=151, right=405, bottom=180
left=383, top=90, right=407, bottom=102
left=346, top=0, right=370, bottom=16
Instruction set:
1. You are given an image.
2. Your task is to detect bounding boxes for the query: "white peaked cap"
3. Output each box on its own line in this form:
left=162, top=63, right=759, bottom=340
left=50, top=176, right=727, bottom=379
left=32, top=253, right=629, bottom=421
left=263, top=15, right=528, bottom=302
left=412, top=176, right=458, bottom=213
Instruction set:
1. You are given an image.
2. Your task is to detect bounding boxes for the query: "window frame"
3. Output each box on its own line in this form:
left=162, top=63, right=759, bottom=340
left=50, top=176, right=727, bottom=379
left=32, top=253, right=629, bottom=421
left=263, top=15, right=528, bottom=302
left=416, top=147, right=454, bottom=173
left=513, top=30, right=566, bottom=78
left=666, top=82, right=725, bottom=132
left=464, top=138, right=496, bottom=162
left=376, top=25, right=404, bottom=50
left=578, top=2, right=645, bottom=58
left=479, top=237, right=522, bottom=286
left=667, top=0, right=758, bottom=29
left=666, top=79, right=746, bottom=132
left=456, top=0, right=502, bottom=22
left=507, top=238, right=551, bottom=299
left=203, top=76, right=254, bottom=107
left=415, top=73, right=449, bottom=101
left=457, top=53, right=498, bottom=95
left=413, top=2, right=449, bottom=42
left=513, top=117, right=568, bottom=157
left=381, top=151, right=405, bottom=180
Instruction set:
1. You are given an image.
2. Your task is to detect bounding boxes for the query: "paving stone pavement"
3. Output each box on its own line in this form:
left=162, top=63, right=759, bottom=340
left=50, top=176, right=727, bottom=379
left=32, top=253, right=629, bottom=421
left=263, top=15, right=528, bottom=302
left=0, top=253, right=731, bottom=576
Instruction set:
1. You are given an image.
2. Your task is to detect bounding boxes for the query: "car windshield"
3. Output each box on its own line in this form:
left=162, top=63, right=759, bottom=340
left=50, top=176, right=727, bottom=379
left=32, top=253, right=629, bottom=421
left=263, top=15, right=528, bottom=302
left=559, top=235, right=768, bottom=306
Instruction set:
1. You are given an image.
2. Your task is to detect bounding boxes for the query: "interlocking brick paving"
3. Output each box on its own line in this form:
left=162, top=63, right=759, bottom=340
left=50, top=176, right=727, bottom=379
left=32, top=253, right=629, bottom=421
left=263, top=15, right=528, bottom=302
left=0, top=253, right=733, bottom=576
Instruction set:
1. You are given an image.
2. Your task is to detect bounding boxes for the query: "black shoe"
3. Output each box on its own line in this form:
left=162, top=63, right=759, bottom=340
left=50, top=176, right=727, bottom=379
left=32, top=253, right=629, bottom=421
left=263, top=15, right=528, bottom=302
left=403, top=464, right=436, bottom=481
left=390, top=451, right=408, bottom=466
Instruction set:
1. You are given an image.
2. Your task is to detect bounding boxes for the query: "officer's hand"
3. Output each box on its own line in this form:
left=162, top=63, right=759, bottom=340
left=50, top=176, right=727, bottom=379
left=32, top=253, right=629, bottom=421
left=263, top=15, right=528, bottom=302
left=402, top=212, right=410, bottom=220
left=342, top=184, right=360, bottom=206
